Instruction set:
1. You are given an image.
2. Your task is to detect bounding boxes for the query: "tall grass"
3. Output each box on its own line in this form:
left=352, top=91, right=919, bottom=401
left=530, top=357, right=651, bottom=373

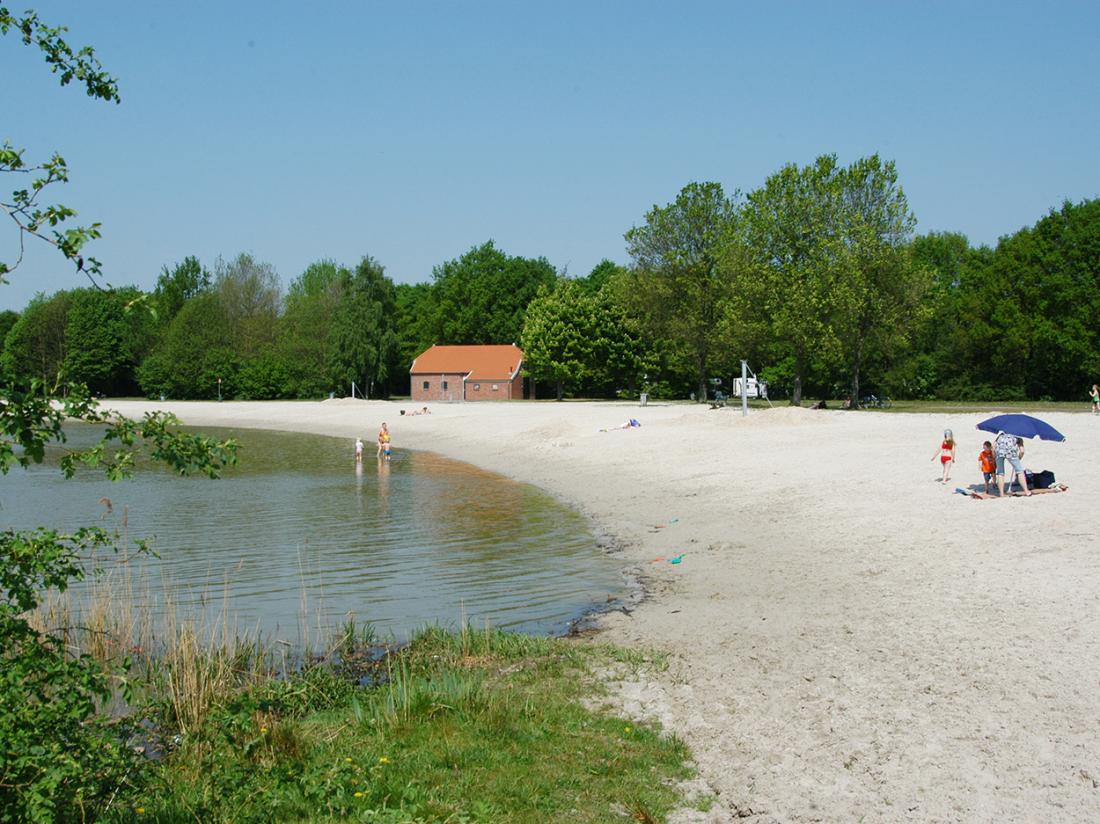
left=24, top=543, right=364, bottom=734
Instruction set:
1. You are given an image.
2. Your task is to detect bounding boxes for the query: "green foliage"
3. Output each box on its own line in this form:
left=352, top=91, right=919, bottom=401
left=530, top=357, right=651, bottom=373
left=63, top=287, right=154, bottom=395
left=328, top=256, right=399, bottom=397
left=624, top=182, right=741, bottom=401
left=0, top=526, right=143, bottom=823
left=137, top=292, right=234, bottom=399
left=0, top=309, right=18, bottom=363
left=276, top=260, right=347, bottom=397
left=0, top=290, right=73, bottom=390
left=394, top=281, right=434, bottom=391
left=833, top=154, right=927, bottom=403
left=1, top=6, right=119, bottom=281
left=0, top=378, right=235, bottom=822
left=214, top=253, right=282, bottom=359
left=152, top=255, right=210, bottom=327
left=521, top=278, right=650, bottom=399
left=743, top=155, right=850, bottom=404
left=236, top=352, right=295, bottom=400
left=137, top=629, right=692, bottom=824
left=425, top=241, right=557, bottom=346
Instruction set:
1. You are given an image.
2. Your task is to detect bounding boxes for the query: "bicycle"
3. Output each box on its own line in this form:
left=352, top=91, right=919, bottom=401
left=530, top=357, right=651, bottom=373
left=859, top=394, right=892, bottom=409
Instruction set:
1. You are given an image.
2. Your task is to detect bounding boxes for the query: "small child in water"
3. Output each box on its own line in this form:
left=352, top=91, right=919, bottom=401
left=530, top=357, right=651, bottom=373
left=978, top=440, right=995, bottom=494
left=354, top=437, right=364, bottom=463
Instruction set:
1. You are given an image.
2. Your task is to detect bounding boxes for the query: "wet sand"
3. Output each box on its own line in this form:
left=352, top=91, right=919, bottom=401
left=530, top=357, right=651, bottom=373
left=107, top=399, right=1100, bottom=823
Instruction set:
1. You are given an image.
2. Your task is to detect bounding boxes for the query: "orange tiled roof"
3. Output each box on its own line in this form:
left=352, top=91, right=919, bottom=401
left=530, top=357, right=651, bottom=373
left=410, top=344, right=523, bottom=381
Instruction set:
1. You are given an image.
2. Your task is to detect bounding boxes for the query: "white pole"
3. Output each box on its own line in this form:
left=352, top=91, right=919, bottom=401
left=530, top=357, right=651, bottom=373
left=741, top=360, right=749, bottom=417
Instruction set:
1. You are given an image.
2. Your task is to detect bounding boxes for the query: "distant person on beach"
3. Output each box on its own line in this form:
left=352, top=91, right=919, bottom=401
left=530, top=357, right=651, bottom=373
left=355, top=437, right=364, bottom=463
left=978, top=441, right=996, bottom=494
left=377, top=422, right=390, bottom=458
left=1090, top=384, right=1099, bottom=414
left=994, top=431, right=1030, bottom=497
left=932, top=429, right=956, bottom=483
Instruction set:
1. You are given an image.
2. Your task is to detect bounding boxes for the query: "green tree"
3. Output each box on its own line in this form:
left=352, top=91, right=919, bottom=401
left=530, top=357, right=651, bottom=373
left=394, top=281, right=434, bottom=393
left=328, top=256, right=399, bottom=397
left=963, top=199, right=1100, bottom=399
left=137, top=291, right=235, bottom=399
left=152, top=255, right=210, bottom=327
left=889, top=231, right=975, bottom=399
left=579, top=259, right=623, bottom=294
left=0, top=290, right=72, bottom=390
left=744, top=156, right=848, bottom=405
left=62, top=286, right=153, bottom=395
left=521, top=278, right=649, bottom=400
left=214, top=253, right=281, bottom=359
left=834, top=155, right=928, bottom=404
left=624, top=182, right=739, bottom=402
left=0, top=309, right=17, bottom=364
left=425, top=241, right=556, bottom=345
left=277, top=259, right=346, bottom=397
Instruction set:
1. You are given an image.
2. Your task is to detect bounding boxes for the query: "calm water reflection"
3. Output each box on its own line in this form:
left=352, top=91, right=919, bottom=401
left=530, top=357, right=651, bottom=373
left=1, top=426, right=623, bottom=642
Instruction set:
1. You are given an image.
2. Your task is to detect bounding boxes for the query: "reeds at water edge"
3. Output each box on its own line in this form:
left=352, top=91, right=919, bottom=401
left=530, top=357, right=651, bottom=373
left=25, top=539, right=377, bottom=731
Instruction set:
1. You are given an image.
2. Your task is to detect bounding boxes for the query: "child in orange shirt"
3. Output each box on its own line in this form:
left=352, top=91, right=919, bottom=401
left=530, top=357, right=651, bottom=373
left=978, top=441, right=996, bottom=494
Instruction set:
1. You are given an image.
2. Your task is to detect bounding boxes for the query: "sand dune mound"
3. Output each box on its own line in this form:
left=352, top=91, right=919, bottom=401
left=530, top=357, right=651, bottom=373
left=732, top=405, right=830, bottom=426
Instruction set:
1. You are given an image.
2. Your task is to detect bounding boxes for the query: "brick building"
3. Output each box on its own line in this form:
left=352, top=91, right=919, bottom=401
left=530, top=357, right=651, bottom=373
left=409, top=344, right=527, bottom=401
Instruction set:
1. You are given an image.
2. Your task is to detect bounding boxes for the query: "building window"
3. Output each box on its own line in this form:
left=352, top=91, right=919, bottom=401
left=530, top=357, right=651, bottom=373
left=473, top=383, right=480, bottom=391
left=422, top=381, right=429, bottom=391
left=442, top=380, right=448, bottom=391
left=492, top=384, right=499, bottom=391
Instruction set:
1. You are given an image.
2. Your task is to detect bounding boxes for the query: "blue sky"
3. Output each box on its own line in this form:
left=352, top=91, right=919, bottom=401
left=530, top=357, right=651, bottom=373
left=3, top=1, right=1098, bottom=309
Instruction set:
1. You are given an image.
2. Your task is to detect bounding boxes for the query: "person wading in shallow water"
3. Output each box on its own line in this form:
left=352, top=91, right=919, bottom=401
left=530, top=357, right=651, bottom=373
left=377, top=422, right=391, bottom=459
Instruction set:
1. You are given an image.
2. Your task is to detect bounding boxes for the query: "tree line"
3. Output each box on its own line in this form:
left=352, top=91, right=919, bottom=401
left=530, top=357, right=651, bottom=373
left=3, top=165, right=1097, bottom=404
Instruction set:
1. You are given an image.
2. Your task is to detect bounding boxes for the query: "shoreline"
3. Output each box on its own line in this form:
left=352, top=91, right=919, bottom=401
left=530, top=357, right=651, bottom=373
left=105, top=398, right=1100, bottom=823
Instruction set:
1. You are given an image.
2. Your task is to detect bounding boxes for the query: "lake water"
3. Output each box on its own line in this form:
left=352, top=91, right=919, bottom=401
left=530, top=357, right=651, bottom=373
left=1, top=425, right=624, bottom=643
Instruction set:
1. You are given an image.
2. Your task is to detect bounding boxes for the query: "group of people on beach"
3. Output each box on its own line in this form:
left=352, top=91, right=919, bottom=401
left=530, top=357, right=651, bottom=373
left=355, top=422, right=392, bottom=463
left=933, top=428, right=1032, bottom=496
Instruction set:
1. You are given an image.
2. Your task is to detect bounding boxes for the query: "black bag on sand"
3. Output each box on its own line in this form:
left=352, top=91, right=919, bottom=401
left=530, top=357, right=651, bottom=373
left=1025, top=469, right=1056, bottom=490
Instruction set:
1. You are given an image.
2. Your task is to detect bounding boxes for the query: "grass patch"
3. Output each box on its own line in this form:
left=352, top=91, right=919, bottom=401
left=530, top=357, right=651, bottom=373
left=119, top=626, right=691, bottom=823
left=861, top=399, right=1088, bottom=414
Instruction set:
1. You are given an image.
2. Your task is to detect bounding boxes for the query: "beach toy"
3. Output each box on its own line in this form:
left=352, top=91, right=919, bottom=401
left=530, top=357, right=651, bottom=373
left=669, top=554, right=684, bottom=564
left=651, top=556, right=666, bottom=563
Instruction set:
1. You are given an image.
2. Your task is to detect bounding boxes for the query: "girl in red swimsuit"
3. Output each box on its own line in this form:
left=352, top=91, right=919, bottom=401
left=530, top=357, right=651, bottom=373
left=931, top=428, right=956, bottom=483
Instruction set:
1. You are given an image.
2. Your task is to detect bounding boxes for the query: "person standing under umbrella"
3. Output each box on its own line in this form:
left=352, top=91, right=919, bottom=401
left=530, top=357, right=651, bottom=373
left=994, top=430, right=1031, bottom=497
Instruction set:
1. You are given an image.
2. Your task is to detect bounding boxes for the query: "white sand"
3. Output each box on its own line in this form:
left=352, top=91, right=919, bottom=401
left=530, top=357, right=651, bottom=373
left=107, top=398, right=1100, bottom=822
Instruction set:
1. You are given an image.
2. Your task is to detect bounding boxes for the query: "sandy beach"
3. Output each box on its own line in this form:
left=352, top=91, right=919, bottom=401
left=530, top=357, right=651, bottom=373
left=106, top=398, right=1100, bottom=823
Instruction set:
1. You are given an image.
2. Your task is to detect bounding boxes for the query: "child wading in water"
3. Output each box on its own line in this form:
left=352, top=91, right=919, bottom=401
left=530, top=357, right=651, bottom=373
left=355, top=437, right=364, bottom=463
left=932, top=428, right=956, bottom=483
left=377, top=422, right=391, bottom=461
left=978, top=440, right=996, bottom=494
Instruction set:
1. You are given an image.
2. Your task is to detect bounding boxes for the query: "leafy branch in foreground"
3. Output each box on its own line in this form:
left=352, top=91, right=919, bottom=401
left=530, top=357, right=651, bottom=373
left=0, top=380, right=238, bottom=480
left=0, top=380, right=237, bottom=822
left=0, top=5, right=119, bottom=283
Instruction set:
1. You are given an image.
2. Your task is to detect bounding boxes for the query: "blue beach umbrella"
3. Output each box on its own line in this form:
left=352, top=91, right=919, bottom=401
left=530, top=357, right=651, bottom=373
left=975, top=413, right=1066, bottom=442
